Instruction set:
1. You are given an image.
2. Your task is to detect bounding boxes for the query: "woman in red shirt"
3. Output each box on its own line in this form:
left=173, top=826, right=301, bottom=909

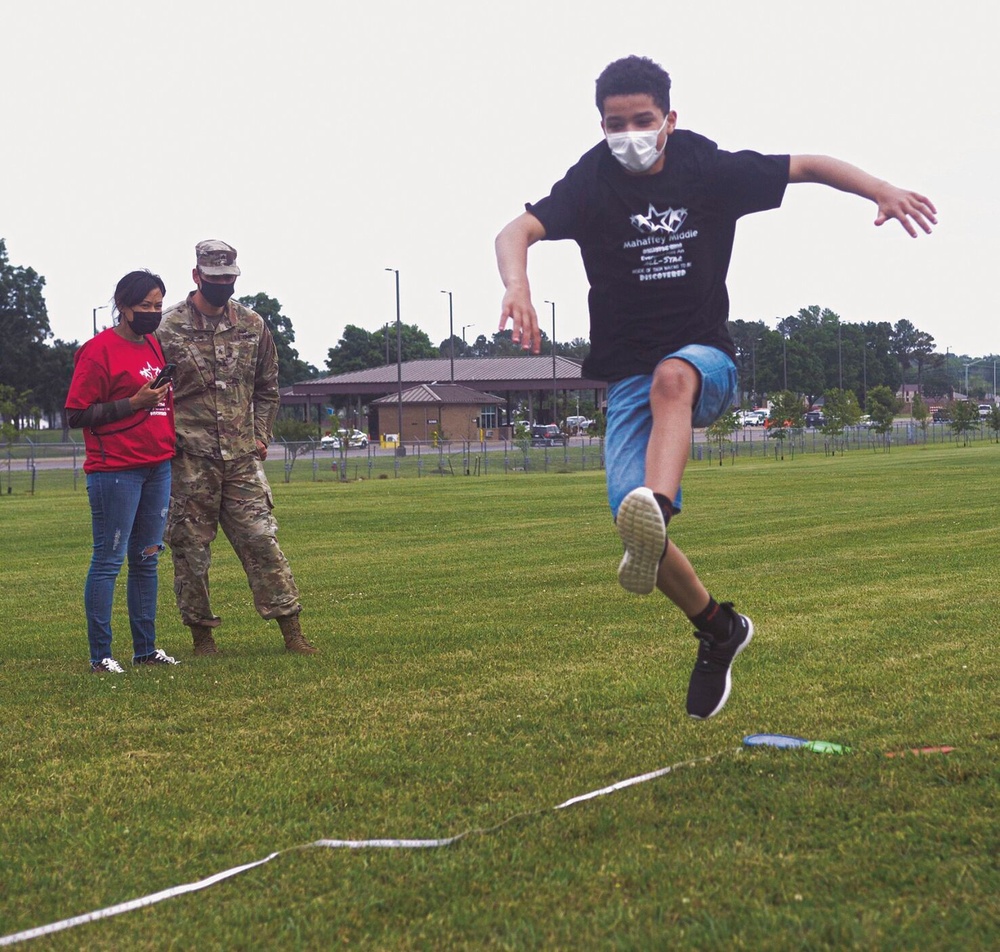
left=66, top=270, right=179, bottom=673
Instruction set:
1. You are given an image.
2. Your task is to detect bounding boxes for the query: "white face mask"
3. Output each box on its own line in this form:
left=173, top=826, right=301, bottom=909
left=605, top=113, right=670, bottom=173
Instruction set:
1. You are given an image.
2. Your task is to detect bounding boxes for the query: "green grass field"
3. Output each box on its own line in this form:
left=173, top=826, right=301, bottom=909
left=1, top=444, right=997, bottom=949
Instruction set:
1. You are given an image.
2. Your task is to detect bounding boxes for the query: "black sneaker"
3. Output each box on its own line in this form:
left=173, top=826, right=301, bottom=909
left=91, top=658, right=125, bottom=674
left=132, top=649, right=180, bottom=666
left=686, top=607, right=753, bottom=719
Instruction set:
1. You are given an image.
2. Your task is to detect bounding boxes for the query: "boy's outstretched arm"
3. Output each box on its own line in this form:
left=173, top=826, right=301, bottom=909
left=496, top=211, right=547, bottom=353
left=789, top=155, right=937, bottom=237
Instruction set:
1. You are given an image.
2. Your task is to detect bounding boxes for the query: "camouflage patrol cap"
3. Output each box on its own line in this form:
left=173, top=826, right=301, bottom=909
left=195, top=239, right=241, bottom=277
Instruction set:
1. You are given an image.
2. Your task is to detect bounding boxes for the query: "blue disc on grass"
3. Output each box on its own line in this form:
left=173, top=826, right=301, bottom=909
left=743, top=733, right=809, bottom=749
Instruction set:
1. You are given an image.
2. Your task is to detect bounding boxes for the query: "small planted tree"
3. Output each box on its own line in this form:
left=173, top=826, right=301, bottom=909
left=911, top=391, right=930, bottom=441
left=949, top=400, right=980, bottom=446
left=821, top=388, right=862, bottom=455
left=765, top=390, right=804, bottom=460
left=866, top=385, right=899, bottom=451
left=272, top=418, right=320, bottom=474
left=706, top=409, right=740, bottom=465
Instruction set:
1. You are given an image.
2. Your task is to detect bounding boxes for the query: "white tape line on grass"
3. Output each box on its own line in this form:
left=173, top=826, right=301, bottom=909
left=0, top=853, right=280, bottom=947
left=0, top=750, right=730, bottom=947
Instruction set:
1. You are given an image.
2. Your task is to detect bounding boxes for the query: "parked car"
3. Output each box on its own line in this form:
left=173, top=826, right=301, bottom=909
left=321, top=428, right=369, bottom=449
left=530, top=424, right=566, bottom=447
left=979, top=404, right=992, bottom=419
left=739, top=410, right=767, bottom=426
left=804, top=411, right=826, bottom=428
left=563, top=415, right=593, bottom=433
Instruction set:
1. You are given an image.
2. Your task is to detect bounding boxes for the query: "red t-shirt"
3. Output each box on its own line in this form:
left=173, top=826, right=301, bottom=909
left=66, top=329, right=176, bottom=472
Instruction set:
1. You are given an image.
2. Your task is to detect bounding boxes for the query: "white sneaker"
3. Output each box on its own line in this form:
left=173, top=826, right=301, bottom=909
left=133, top=648, right=181, bottom=666
left=616, top=487, right=667, bottom=595
left=91, top=658, right=125, bottom=674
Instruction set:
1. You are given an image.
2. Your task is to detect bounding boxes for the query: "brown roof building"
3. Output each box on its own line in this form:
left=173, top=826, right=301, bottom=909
left=371, top=383, right=506, bottom=442
left=281, top=356, right=607, bottom=437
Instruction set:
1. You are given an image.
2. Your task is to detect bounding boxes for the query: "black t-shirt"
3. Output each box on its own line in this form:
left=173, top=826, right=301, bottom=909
left=527, top=129, right=789, bottom=381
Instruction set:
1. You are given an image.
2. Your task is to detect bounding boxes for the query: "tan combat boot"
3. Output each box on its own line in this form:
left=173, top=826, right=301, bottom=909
left=190, top=625, right=220, bottom=656
left=277, top=614, right=318, bottom=654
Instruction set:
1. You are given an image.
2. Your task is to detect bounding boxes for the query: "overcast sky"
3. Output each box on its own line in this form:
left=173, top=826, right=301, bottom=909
left=2, top=1, right=995, bottom=371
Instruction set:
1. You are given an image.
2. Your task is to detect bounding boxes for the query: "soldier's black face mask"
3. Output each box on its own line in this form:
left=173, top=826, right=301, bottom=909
left=200, top=280, right=236, bottom=308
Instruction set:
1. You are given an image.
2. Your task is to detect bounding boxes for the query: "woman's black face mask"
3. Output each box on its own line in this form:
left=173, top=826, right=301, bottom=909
left=129, top=311, right=162, bottom=335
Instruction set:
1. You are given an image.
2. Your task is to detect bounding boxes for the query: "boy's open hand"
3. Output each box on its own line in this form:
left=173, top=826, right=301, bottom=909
left=500, top=286, right=541, bottom=354
left=873, top=183, right=937, bottom=237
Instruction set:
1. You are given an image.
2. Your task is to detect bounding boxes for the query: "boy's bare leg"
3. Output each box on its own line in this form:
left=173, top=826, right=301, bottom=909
left=644, top=358, right=699, bottom=501
left=656, top=541, right=709, bottom=615
left=616, top=355, right=753, bottom=719
left=617, top=358, right=702, bottom=597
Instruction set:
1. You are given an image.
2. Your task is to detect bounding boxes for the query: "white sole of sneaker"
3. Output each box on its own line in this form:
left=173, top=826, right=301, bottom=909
left=616, top=487, right=667, bottom=595
left=690, top=615, right=755, bottom=720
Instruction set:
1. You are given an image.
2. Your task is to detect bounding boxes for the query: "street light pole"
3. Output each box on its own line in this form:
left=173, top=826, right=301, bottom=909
left=385, top=269, right=403, bottom=451
left=862, top=342, right=867, bottom=410
left=544, top=300, right=557, bottom=425
left=441, top=290, right=454, bottom=382
left=92, top=303, right=110, bottom=336
left=837, top=320, right=843, bottom=390
left=461, top=324, right=475, bottom=347
left=963, top=359, right=983, bottom=398
left=782, top=330, right=788, bottom=391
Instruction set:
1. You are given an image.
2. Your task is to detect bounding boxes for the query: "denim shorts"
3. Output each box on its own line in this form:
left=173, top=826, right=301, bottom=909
left=605, top=344, right=738, bottom=518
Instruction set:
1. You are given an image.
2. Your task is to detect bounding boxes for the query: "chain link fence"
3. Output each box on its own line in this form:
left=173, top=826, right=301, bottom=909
left=3, top=421, right=997, bottom=494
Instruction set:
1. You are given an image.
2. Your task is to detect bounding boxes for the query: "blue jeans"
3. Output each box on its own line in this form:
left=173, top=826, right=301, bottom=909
left=84, top=461, right=171, bottom=663
left=605, top=344, right=738, bottom=518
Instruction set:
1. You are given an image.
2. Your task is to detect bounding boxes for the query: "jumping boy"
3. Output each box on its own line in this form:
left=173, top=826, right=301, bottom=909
left=495, top=55, right=935, bottom=719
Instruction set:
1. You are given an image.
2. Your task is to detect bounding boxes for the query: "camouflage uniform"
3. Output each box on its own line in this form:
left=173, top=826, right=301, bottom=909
left=158, top=292, right=301, bottom=627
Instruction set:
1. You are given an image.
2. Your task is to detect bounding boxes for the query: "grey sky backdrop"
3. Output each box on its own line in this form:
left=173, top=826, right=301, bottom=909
left=3, top=0, right=995, bottom=372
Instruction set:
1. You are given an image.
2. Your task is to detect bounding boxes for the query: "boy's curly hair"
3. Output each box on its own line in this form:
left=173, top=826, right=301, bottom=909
left=595, top=55, right=671, bottom=116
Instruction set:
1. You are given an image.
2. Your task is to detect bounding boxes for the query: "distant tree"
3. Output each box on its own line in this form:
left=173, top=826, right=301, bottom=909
left=559, top=337, right=591, bottom=361
left=949, top=400, right=980, bottom=446
left=36, top=339, right=79, bottom=436
left=775, top=312, right=826, bottom=405
left=327, top=325, right=384, bottom=373
left=891, top=318, right=935, bottom=387
left=468, top=329, right=554, bottom=358
left=987, top=405, right=1000, bottom=443
left=273, top=418, right=316, bottom=443
left=0, top=239, right=51, bottom=419
left=921, top=352, right=952, bottom=398
left=728, top=318, right=768, bottom=403
left=328, top=322, right=437, bottom=374
left=238, top=293, right=318, bottom=387
left=437, top=334, right=474, bottom=359
left=475, top=329, right=526, bottom=357
left=0, top=384, right=28, bottom=442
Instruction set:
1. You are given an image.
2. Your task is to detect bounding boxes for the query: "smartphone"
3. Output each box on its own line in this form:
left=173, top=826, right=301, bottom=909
left=151, top=363, right=176, bottom=388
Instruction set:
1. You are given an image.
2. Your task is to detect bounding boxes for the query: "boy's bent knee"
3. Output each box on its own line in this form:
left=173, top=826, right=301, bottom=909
left=651, top=358, right=699, bottom=404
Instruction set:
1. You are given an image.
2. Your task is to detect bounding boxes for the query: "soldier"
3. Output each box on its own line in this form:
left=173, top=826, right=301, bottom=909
left=158, top=240, right=317, bottom=656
